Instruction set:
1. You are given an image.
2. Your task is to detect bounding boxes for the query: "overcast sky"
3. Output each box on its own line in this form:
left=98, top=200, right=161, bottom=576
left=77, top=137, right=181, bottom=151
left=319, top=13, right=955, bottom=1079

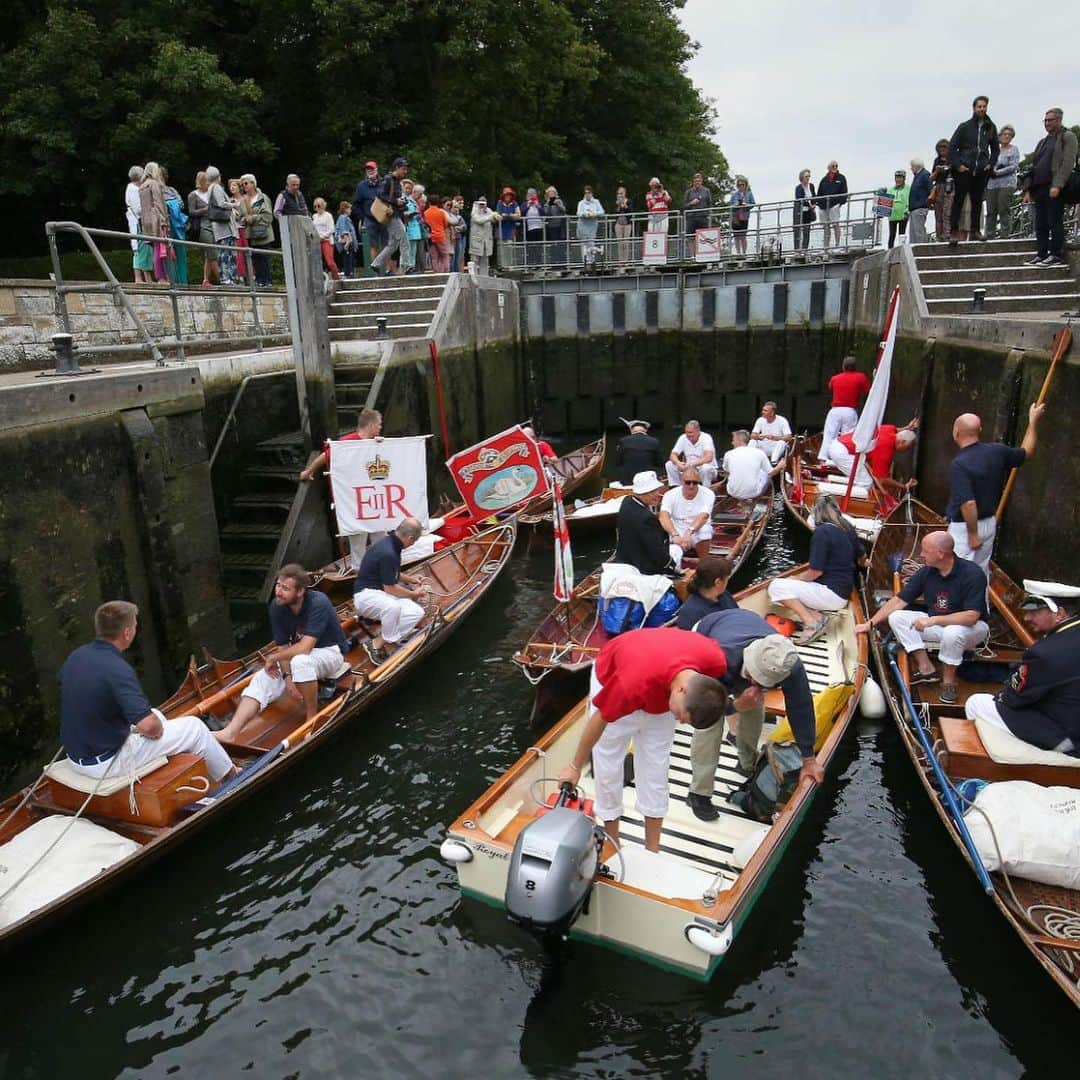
left=679, top=0, right=1080, bottom=207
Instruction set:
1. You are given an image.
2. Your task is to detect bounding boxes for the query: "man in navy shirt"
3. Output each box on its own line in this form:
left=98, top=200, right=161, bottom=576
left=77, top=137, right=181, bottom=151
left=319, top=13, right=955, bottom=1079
left=947, top=402, right=1045, bottom=575
left=855, top=532, right=988, bottom=704
left=60, top=601, right=235, bottom=782
left=216, top=564, right=348, bottom=743
left=691, top=609, right=822, bottom=820
left=353, top=518, right=431, bottom=663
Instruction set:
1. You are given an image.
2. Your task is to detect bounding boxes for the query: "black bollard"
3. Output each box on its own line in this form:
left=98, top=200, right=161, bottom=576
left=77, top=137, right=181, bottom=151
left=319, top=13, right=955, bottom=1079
left=972, top=287, right=987, bottom=314
left=36, top=332, right=97, bottom=378
left=376, top=316, right=388, bottom=339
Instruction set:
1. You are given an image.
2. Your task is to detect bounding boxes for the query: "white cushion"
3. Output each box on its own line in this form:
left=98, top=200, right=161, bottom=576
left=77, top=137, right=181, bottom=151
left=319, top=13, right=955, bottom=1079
left=814, top=480, right=870, bottom=500
left=44, top=755, right=169, bottom=796
left=974, top=718, right=1080, bottom=768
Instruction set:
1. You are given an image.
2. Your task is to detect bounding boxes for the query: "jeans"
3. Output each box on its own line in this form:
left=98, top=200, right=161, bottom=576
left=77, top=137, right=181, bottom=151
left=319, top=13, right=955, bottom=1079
left=951, top=168, right=989, bottom=235
left=793, top=212, right=813, bottom=250
left=250, top=248, right=271, bottom=287
left=1032, top=185, right=1066, bottom=258
left=372, top=217, right=408, bottom=272
left=908, top=207, right=929, bottom=244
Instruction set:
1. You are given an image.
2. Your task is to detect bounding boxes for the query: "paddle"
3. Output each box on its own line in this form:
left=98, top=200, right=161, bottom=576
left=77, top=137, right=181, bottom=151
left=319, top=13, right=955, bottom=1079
left=995, top=325, right=1072, bottom=523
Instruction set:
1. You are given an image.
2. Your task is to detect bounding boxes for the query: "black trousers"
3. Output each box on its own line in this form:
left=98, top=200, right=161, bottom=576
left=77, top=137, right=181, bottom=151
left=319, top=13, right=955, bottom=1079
left=950, top=168, right=989, bottom=234
left=888, top=218, right=908, bottom=247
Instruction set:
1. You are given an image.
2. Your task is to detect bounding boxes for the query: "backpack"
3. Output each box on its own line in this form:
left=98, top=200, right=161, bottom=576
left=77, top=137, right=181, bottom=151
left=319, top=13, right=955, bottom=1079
left=1062, top=159, right=1080, bottom=204
left=598, top=589, right=680, bottom=635
left=727, top=742, right=805, bottom=823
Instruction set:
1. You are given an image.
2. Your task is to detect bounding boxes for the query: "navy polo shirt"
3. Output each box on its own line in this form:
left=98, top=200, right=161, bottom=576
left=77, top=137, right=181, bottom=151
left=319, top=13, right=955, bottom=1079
left=59, top=639, right=152, bottom=761
left=809, top=522, right=863, bottom=599
left=899, top=558, right=988, bottom=620
left=354, top=534, right=404, bottom=594
left=675, top=590, right=737, bottom=630
left=269, top=589, right=348, bottom=651
left=946, top=442, right=1026, bottom=521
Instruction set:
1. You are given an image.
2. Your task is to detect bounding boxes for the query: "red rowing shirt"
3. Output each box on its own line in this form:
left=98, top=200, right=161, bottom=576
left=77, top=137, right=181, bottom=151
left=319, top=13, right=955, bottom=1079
left=322, top=430, right=372, bottom=463
left=593, top=628, right=727, bottom=721
left=838, top=424, right=897, bottom=478
left=828, top=370, right=871, bottom=408
left=537, top=439, right=557, bottom=460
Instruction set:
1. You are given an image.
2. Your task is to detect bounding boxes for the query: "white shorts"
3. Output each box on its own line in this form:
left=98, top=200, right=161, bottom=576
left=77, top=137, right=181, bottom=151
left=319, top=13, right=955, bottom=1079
left=820, top=205, right=841, bottom=226
left=948, top=518, right=995, bottom=578
left=588, top=668, right=675, bottom=822
left=888, top=609, right=988, bottom=668
left=759, top=440, right=787, bottom=464
left=353, top=588, right=425, bottom=644
left=672, top=522, right=714, bottom=545
left=242, top=645, right=345, bottom=709
left=767, top=577, right=847, bottom=611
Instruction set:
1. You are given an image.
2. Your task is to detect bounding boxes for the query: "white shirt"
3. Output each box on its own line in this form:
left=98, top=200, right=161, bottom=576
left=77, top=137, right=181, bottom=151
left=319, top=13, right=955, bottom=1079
left=124, top=181, right=141, bottom=232
left=312, top=211, right=335, bottom=241
left=723, top=445, right=773, bottom=499
left=671, top=432, right=716, bottom=466
left=751, top=414, right=792, bottom=447
left=660, top=484, right=715, bottom=534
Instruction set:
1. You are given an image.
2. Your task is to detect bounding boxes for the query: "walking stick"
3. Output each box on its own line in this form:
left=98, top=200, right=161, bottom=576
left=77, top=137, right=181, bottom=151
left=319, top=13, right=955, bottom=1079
left=994, top=324, right=1072, bottom=523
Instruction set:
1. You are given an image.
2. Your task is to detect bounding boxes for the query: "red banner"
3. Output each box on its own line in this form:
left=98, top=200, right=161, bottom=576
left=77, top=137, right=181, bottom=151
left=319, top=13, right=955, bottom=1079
left=445, top=426, right=550, bottom=519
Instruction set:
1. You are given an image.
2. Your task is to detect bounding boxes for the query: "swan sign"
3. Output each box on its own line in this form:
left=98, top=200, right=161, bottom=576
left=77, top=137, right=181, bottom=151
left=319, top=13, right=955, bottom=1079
left=446, top=426, right=550, bottom=518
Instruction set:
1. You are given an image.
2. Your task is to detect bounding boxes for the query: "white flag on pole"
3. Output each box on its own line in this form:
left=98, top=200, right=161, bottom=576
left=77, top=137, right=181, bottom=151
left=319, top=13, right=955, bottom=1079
left=851, top=287, right=901, bottom=453
left=329, top=435, right=430, bottom=535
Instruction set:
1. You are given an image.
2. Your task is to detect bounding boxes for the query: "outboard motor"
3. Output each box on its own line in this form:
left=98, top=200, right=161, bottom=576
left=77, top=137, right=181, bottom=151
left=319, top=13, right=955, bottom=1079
left=505, top=783, right=604, bottom=936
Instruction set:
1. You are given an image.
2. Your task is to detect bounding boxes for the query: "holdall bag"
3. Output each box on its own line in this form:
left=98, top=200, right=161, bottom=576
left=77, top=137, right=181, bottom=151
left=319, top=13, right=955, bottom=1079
left=727, top=742, right=804, bottom=823
left=370, top=196, right=393, bottom=224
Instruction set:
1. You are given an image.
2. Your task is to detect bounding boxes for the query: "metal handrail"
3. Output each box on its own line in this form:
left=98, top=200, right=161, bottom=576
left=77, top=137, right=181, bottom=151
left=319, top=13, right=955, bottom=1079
left=494, top=189, right=886, bottom=272
left=45, top=221, right=287, bottom=366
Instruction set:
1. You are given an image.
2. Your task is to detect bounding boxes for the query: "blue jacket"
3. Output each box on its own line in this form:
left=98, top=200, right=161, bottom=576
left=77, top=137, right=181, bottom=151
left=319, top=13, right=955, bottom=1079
left=908, top=168, right=932, bottom=211
left=352, top=177, right=381, bottom=226
left=334, top=213, right=358, bottom=251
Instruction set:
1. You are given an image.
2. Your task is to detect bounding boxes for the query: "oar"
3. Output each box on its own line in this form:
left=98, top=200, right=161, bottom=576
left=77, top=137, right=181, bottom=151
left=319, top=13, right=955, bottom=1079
left=884, top=640, right=994, bottom=894
left=995, top=324, right=1072, bottom=522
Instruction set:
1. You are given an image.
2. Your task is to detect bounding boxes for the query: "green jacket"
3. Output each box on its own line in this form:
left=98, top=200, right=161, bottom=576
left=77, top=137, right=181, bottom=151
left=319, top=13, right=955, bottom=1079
left=888, top=184, right=910, bottom=221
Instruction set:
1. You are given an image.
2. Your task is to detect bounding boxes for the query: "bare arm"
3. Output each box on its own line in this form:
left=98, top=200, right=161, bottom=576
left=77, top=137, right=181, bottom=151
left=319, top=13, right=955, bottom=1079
left=1020, top=402, right=1045, bottom=458
left=658, top=509, right=676, bottom=536
left=854, top=595, right=907, bottom=635
left=300, top=451, right=328, bottom=481
left=961, top=500, right=982, bottom=548
left=912, top=609, right=981, bottom=630
left=557, top=709, right=608, bottom=784
left=133, top=711, right=163, bottom=739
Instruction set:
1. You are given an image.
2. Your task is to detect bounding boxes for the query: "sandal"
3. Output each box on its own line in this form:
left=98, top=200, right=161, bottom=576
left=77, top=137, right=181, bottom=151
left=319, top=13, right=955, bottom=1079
left=795, top=617, right=828, bottom=647
left=909, top=669, right=941, bottom=686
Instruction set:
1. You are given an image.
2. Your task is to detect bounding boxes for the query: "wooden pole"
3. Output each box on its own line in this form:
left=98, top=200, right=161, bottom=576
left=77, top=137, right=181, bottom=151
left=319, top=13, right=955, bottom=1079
left=994, top=325, right=1072, bottom=523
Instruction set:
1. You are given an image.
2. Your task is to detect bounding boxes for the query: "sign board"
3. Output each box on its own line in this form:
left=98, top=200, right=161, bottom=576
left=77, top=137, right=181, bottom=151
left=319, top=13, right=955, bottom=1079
left=445, top=426, right=550, bottom=518
left=329, top=435, right=429, bottom=534
left=694, top=227, right=723, bottom=262
left=642, top=231, right=668, bottom=266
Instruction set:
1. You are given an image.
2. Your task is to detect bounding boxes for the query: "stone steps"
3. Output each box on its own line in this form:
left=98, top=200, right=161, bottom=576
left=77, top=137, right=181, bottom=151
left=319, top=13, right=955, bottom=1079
left=329, top=321, right=432, bottom=340
left=919, top=265, right=1072, bottom=285
left=327, top=272, right=449, bottom=342
left=910, top=238, right=1037, bottom=257
left=924, top=278, right=1079, bottom=300
left=925, top=293, right=1080, bottom=314
left=914, top=252, right=1041, bottom=272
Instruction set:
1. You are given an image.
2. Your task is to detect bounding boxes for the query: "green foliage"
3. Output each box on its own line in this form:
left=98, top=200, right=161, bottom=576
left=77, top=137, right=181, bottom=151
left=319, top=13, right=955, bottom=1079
left=0, top=0, right=725, bottom=255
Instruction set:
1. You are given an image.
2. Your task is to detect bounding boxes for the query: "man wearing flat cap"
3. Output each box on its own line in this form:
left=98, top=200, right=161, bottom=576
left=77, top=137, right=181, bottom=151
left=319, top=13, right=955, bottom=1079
left=616, top=418, right=664, bottom=485
left=689, top=609, right=823, bottom=821
left=965, top=580, right=1080, bottom=755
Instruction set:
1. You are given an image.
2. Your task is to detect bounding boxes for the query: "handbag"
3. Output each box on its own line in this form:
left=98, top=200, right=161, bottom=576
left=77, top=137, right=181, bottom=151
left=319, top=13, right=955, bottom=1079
left=248, top=220, right=272, bottom=243
left=207, top=200, right=232, bottom=223
left=371, top=196, right=393, bottom=224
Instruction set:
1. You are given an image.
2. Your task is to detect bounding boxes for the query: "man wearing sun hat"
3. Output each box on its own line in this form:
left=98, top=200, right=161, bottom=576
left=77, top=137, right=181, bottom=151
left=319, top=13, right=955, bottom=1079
left=612, top=471, right=680, bottom=575
left=689, top=609, right=822, bottom=820
left=964, top=580, right=1080, bottom=755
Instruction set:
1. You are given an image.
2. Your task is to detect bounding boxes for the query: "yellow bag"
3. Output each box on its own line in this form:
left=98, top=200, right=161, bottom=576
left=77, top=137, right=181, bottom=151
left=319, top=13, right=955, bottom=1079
left=769, top=683, right=855, bottom=754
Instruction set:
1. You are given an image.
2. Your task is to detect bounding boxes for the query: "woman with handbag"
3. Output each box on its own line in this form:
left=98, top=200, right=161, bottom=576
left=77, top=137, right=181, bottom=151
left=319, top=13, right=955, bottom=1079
left=138, top=162, right=171, bottom=284
left=205, top=166, right=239, bottom=285
left=240, top=174, right=274, bottom=287
left=793, top=169, right=816, bottom=250
left=187, top=171, right=219, bottom=286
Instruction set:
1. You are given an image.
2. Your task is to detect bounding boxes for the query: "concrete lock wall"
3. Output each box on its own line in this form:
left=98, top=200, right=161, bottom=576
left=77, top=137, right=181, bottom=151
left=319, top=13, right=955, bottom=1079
left=0, top=278, right=290, bottom=370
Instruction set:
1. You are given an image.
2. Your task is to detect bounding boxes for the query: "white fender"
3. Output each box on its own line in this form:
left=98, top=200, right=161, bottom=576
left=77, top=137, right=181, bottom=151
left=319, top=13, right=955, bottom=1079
left=859, top=674, right=886, bottom=718
left=440, top=838, right=473, bottom=864
left=684, top=922, right=733, bottom=957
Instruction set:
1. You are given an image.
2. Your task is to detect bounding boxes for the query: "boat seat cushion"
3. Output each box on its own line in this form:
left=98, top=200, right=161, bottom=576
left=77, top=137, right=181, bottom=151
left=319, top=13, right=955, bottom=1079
left=974, top=718, right=1080, bottom=768
left=44, top=755, right=169, bottom=796
left=813, top=480, right=870, bottom=500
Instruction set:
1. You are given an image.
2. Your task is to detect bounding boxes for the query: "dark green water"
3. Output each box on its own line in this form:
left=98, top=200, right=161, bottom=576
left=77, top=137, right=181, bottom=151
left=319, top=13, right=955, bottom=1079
left=0, top=502, right=1074, bottom=1077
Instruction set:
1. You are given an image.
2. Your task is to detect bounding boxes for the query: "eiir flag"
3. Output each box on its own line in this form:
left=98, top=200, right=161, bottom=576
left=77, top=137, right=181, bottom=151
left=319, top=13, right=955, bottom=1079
left=329, top=435, right=430, bottom=535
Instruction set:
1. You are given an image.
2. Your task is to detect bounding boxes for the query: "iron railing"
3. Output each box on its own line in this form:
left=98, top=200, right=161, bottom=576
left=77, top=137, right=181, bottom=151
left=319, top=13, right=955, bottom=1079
left=44, top=222, right=287, bottom=366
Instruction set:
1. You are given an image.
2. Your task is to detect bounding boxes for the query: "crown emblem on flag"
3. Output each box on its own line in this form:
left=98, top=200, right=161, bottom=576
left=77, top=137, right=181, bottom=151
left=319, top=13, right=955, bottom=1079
left=366, top=454, right=390, bottom=481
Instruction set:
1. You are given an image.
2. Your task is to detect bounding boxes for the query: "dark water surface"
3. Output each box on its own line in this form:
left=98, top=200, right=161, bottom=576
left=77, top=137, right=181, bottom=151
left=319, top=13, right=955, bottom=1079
left=1, top=501, right=1075, bottom=1078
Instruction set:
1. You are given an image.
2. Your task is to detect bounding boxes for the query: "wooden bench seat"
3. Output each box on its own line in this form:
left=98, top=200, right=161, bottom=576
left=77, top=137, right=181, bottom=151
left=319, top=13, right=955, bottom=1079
left=939, top=718, right=1080, bottom=789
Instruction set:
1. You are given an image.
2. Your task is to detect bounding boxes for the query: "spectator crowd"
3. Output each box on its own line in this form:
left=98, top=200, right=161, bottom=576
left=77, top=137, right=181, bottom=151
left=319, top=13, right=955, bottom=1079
left=121, top=96, right=1079, bottom=285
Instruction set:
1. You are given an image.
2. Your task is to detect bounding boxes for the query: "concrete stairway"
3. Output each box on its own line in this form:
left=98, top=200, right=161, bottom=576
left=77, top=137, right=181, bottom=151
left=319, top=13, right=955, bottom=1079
left=911, top=238, right=1079, bottom=315
left=327, top=272, right=451, bottom=340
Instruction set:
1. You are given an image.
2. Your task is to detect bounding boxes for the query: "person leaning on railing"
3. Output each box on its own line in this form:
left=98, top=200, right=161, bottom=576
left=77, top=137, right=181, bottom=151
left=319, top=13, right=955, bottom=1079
left=542, top=186, right=567, bottom=266
left=612, top=185, right=634, bottom=263
left=817, top=161, right=848, bottom=248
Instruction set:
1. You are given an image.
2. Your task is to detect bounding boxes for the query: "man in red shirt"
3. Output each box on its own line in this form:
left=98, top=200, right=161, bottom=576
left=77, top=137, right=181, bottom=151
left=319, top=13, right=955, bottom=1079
left=522, top=424, right=557, bottom=461
left=819, top=356, right=870, bottom=461
left=558, top=628, right=728, bottom=851
left=828, top=419, right=918, bottom=492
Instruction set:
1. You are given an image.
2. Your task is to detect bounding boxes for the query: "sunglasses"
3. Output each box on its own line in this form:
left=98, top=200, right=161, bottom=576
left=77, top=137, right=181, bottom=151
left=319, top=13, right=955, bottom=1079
left=683, top=480, right=701, bottom=486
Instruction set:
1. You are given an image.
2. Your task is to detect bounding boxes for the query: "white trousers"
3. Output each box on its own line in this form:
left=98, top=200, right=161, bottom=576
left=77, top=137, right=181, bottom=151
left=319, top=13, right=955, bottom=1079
left=671, top=520, right=714, bottom=544
left=888, top=609, right=988, bottom=668
left=353, top=588, right=425, bottom=644
left=826, top=440, right=873, bottom=488
left=767, top=577, right=847, bottom=612
left=589, top=669, right=675, bottom=822
left=964, top=692, right=1009, bottom=731
left=242, top=645, right=345, bottom=709
left=69, top=716, right=234, bottom=783
left=948, top=518, right=995, bottom=578
left=665, top=461, right=718, bottom=488
left=759, top=439, right=787, bottom=464
left=819, top=406, right=858, bottom=460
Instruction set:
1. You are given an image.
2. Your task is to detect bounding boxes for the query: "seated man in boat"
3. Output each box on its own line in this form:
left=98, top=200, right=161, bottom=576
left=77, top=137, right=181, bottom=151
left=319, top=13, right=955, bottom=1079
left=665, top=420, right=718, bottom=488
left=690, top=612, right=823, bottom=820
left=353, top=517, right=433, bottom=663
left=521, top=424, right=557, bottom=461
left=750, top=401, right=793, bottom=464
left=612, top=471, right=679, bottom=575
left=819, top=355, right=869, bottom=462
left=675, top=557, right=737, bottom=629
left=767, top=495, right=865, bottom=646
left=298, top=407, right=382, bottom=482
left=854, top=531, right=988, bottom=705
left=827, top=419, right=918, bottom=493
left=557, top=628, right=729, bottom=850
left=616, top=418, right=663, bottom=485
left=721, top=430, right=781, bottom=501
left=215, top=564, right=349, bottom=743
left=965, top=581, right=1080, bottom=755
left=659, top=468, right=715, bottom=559
left=60, top=601, right=236, bottom=783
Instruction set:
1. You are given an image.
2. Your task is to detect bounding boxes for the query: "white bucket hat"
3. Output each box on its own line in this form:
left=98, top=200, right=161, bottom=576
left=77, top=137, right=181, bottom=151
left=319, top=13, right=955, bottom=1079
left=631, top=471, right=664, bottom=496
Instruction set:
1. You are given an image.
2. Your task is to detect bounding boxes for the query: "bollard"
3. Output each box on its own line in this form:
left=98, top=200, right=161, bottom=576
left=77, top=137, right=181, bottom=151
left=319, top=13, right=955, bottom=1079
left=972, top=287, right=987, bottom=314
left=36, top=332, right=97, bottom=378
left=376, top=316, right=388, bottom=339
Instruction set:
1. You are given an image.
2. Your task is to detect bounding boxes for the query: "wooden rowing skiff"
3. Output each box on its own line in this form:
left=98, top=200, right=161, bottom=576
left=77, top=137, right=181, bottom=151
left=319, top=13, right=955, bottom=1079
left=863, top=496, right=1080, bottom=1009
left=442, top=567, right=867, bottom=979
left=0, top=522, right=516, bottom=951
